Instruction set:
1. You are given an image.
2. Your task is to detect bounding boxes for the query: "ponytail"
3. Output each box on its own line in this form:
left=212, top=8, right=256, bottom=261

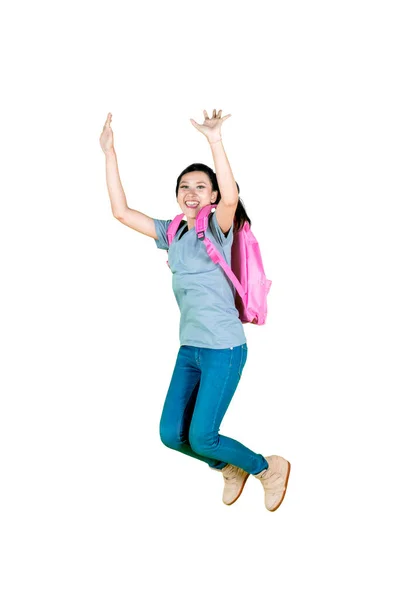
left=220, top=182, right=251, bottom=233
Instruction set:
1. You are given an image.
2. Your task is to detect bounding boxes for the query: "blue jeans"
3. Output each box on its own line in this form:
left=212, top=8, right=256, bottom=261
left=159, top=344, right=268, bottom=475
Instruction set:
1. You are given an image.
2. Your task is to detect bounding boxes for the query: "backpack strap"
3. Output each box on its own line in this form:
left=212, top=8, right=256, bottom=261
left=202, top=237, right=246, bottom=300
left=165, top=206, right=246, bottom=302
left=195, top=206, right=246, bottom=301
left=167, top=213, right=185, bottom=246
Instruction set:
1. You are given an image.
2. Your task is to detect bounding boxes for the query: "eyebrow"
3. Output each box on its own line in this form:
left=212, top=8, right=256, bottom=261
left=180, top=180, right=208, bottom=184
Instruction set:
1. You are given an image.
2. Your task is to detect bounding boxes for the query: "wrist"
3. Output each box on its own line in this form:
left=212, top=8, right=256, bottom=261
left=104, top=147, right=116, bottom=158
left=208, top=137, right=222, bottom=145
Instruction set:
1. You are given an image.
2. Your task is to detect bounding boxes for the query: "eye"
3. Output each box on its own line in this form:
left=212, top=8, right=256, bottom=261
left=197, top=185, right=205, bottom=189
left=180, top=185, right=188, bottom=188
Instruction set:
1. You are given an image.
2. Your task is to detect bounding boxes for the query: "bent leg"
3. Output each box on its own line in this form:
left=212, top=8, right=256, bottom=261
left=188, top=344, right=268, bottom=475
left=159, top=345, right=226, bottom=468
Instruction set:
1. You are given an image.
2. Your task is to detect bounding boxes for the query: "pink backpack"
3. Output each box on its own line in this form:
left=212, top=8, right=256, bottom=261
left=166, top=204, right=272, bottom=325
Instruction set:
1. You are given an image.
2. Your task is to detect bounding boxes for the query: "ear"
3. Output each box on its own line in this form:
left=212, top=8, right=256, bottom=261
left=211, top=191, right=218, bottom=203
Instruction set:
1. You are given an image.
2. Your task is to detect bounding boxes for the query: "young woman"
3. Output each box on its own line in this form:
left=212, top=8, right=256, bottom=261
left=99, top=109, right=290, bottom=511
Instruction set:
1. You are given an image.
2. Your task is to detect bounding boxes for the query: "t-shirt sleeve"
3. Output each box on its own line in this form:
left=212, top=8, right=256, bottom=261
left=208, top=210, right=234, bottom=247
left=153, top=218, right=172, bottom=250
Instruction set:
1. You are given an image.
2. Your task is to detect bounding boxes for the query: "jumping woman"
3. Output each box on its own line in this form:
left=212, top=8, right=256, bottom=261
left=99, top=109, right=290, bottom=511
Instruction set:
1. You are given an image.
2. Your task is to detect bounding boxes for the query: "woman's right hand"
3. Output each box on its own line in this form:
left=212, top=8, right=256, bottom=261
left=100, top=112, right=114, bottom=154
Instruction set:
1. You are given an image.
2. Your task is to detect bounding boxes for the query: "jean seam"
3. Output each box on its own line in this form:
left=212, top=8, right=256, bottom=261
left=210, top=347, right=234, bottom=433
left=238, top=344, right=247, bottom=378
left=238, top=346, right=244, bottom=377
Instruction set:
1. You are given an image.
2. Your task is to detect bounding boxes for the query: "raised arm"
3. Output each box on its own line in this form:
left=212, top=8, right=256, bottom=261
left=190, top=109, right=239, bottom=233
left=99, top=113, right=157, bottom=239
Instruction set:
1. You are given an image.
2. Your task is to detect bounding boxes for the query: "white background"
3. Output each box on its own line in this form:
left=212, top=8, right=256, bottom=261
left=1, top=1, right=399, bottom=598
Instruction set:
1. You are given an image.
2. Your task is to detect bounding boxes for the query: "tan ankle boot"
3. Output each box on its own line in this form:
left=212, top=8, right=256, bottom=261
left=213, top=464, right=250, bottom=505
left=254, top=455, right=291, bottom=511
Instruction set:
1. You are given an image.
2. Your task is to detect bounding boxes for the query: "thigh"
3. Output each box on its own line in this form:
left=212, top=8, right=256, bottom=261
left=190, top=344, right=248, bottom=436
left=160, top=346, right=201, bottom=439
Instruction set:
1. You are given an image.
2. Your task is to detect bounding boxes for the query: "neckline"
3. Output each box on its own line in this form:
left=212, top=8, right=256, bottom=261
left=178, top=224, right=189, bottom=240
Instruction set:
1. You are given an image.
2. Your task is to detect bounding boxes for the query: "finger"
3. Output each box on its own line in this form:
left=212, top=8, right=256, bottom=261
left=218, top=109, right=222, bottom=118
left=190, top=118, right=201, bottom=130
left=213, top=108, right=216, bottom=118
left=222, top=114, right=232, bottom=122
left=203, top=109, right=209, bottom=120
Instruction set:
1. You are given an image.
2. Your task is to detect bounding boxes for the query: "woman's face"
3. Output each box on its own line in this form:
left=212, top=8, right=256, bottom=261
left=176, top=171, right=218, bottom=218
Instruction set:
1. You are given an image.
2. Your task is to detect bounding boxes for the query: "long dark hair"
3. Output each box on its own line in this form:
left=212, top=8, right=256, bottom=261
left=175, top=163, right=251, bottom=232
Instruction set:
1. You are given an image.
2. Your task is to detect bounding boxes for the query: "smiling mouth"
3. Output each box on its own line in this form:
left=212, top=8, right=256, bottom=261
left=185, top=201, right=200, bottom=208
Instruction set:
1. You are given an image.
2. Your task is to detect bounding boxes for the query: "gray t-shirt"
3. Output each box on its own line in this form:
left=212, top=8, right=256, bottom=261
left=154, top=210, right=247, bottom=349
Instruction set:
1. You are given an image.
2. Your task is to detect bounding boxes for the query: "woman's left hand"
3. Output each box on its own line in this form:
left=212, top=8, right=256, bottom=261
left=190, top=109, right=231, bottom=143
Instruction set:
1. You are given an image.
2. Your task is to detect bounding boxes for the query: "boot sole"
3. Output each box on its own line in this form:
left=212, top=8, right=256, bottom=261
left=268, top=460, right=291, bottom=512
left=224, top=472, right=251, bottom=506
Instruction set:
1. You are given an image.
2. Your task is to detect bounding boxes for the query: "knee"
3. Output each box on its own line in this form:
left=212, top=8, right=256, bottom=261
left=189, top=429, right=219, bottom=457
left=159, top=421, right=183, bottom=451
